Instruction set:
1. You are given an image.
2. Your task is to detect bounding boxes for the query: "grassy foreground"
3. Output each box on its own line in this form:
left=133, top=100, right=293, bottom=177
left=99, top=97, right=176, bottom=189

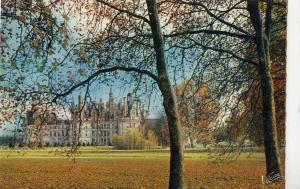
left=0, top=147, right=284, bottom=189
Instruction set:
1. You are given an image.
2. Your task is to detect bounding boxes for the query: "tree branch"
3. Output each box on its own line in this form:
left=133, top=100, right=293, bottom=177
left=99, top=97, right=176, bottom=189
left=165, top=29, right=255, bottom=41
left=187, top=37, right=258, bottom=67
left=177, top=0, right=252, bottom=36
left=265, top=0, right=273, bottom=39
left=97, top=0, right=150, bottom=24
left=52, top=66, right=158, bottom=102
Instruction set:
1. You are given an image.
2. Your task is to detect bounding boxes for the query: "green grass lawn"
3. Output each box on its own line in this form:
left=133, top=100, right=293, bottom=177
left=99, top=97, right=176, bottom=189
left=0, top=146, right=265, bottom=160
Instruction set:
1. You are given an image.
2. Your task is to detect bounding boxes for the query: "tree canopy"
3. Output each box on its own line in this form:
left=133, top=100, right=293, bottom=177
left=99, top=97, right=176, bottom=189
left=1, top=0, right=286, bottom=187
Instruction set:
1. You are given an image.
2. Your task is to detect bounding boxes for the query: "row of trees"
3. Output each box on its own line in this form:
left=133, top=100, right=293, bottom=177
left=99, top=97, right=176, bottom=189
left=1, top=0, right=286, bottom=188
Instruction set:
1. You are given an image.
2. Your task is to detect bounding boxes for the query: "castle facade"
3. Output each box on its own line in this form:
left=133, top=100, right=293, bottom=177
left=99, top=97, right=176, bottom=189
left=24, top=90, right=147, bottom=146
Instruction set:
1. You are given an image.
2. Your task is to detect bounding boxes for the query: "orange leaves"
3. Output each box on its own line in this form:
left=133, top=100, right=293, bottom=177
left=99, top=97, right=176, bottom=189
left=31, top=39, right=39, bottom=47
left=197, top=85, right=209, bottom=98
left=18, top=14, right=26, bottom=22
left=58, top=26, right=68, bottom=33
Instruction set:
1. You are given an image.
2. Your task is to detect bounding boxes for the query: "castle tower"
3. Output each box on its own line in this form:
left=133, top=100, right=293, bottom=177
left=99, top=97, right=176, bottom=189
left=123, top=96, right=128, bottom=117
left=127, top=93, right=133, bottom=118
left=78, top=95, right=84, bottom=110
left=108, top=89, right=114, bottom=109
left=109, top=88, right=113, bottom=99
left=107, top=89, right=115, bottom=119
left=98, top=98, right=104, bottom=118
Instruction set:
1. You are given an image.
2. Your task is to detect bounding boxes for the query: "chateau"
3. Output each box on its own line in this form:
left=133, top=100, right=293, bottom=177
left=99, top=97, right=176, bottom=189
left=24, top=90, right=147, bottom=146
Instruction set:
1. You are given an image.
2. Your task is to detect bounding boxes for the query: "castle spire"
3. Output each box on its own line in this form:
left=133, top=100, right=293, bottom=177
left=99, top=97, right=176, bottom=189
left=108, top=88, right=114, bottom=104
left=109, top=88, right=113, bottom=98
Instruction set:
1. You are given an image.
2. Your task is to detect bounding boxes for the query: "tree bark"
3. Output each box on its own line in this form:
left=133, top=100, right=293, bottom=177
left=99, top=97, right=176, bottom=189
left=260, top=47, right=281, bottom=180
left=188, top=131, right=195, bottom=148
left=247, top=0, right=281, bottom=181
left=146, top=0, right=185, bottom=188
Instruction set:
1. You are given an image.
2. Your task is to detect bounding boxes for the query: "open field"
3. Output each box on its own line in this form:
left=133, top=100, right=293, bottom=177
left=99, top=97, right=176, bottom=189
left=0, top=147, right=284, bottom=189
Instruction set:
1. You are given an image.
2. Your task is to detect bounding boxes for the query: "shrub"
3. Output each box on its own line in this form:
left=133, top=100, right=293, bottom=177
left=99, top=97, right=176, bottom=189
left=18, top=143, right=25, bottom=148
left=146, top=130, right=158, bottom=148
left=38, top=142, right=43, bottom=148
left=112, top=128, right=153, bottom=150
left=9, top=140, right=15, bottom=148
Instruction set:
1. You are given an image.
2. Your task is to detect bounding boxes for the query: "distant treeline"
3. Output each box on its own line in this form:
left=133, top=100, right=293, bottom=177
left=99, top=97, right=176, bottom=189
left=0, top=136, right=23, bottom=147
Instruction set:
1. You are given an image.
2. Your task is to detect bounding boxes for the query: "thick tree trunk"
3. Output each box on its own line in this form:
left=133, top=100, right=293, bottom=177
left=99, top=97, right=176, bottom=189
left=247, top=0, right=281, bottom=181
left=162, top=85, right=185, bottom=189
left=146, top=0, right=185, bottom=188
left=260, top=51, right=281, bottom=180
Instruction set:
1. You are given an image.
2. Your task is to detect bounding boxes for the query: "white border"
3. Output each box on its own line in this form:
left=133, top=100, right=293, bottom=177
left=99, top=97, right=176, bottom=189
left=286, top=0, right=300, bottom=188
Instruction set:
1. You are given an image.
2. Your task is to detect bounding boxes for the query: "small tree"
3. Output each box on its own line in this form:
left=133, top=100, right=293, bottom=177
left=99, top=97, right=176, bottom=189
left=112, top=128, right=152, bottom=150
left=147, top=130, right=158, bottom=148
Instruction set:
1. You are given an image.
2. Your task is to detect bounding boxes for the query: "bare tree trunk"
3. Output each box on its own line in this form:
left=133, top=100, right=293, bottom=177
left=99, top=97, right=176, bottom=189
left=260, top=50, right=281, bottom=180
left=188, top=131, right=195, bottom=148
left=146, top=0, right=184, bottom=188
left=247, top=0, right=281, bottom=181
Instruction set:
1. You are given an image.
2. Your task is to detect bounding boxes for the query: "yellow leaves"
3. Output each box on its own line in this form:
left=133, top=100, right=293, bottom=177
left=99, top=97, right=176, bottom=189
left=78, top=68, right=85, bottom=76
left=32, top=27, right=44, bottom=37
left=62, top=35, right=69, bottom=49
left=198, top=85, right=209, bottom=97
left=62, top=14, right=70, bottom=21
left=11, top=59, right=17, bottom=68
left=79, top=48, right=87, bottom=59
left=37, top=83, right=45, bottom=90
